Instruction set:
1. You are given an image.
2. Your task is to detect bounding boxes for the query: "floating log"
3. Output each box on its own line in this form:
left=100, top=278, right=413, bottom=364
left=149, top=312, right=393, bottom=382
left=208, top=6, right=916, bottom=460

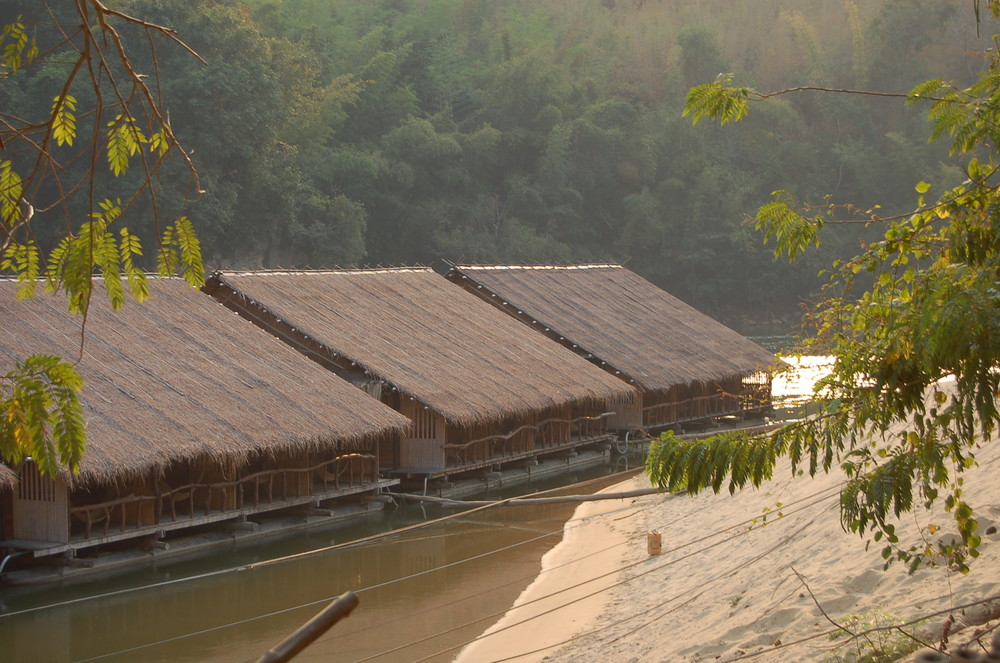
left=256, top=592, right=359, bottom=663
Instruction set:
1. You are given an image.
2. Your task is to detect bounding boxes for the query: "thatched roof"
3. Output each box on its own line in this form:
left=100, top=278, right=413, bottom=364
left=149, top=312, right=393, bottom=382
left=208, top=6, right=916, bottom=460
left=0, top=463, right=16, bottom=492
left=0, top=279, right=410, bottom=488
left=206, top=269, right=637, bottom=426
left=447, top=264, right=776, bottom=393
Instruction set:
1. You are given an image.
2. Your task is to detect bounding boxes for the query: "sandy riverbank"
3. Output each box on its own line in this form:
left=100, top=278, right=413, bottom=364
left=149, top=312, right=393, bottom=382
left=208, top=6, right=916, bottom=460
left=457, top=434, right=1000, bottom=662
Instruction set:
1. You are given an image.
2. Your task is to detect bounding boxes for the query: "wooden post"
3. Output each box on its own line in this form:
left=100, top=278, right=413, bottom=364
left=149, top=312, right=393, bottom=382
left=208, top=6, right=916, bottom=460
left=255, top=592, right=360, bottom=663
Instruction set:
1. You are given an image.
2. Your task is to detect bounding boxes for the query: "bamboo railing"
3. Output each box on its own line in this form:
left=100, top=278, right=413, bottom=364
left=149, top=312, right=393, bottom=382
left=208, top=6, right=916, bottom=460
left=69, top=454, right=376, bottom=540
left=642, top=385, right=771, bottom=429
left=442, top=412, right=615, bottom=468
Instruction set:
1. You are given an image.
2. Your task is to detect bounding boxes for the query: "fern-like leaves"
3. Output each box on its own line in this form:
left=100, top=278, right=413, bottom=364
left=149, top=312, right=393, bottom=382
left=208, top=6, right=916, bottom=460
left=51, top=94, right=77, bottom=147
left=105, top=114, right=148, bottom=176
left=1, top=355, right=86, bottom=477
left=1, top=240, right=40, bottom=300
left=755, top=191, right=824, bottom=262
left=645, top=429, right=787, bottom=496
left=1, top=17, right=38, bottom=74
left=158, top=216, right=205, bottom=287
left=683, top=74, right=753, bottom=126
left=1, top=160, right=23, bottom=227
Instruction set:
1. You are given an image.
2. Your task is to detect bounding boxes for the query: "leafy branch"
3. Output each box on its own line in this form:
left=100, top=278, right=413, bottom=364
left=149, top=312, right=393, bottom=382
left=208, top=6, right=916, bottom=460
left=0, top=3, right=206, bottom=477
left=649, top=2, right=1000, bottom=573
left=683, top=76, right=931, bottom=128
left=1, top=355, right=86, bottom=478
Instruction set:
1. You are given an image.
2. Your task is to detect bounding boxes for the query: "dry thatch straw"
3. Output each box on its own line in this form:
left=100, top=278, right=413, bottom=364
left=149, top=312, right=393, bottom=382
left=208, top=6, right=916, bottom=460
left=206, top=268, right=638, bottom=427
left=448, top=264, right=777, bottom=394
left=0, top=278, right=411, bottom=488
left=0, top=463, right=16, bottom=492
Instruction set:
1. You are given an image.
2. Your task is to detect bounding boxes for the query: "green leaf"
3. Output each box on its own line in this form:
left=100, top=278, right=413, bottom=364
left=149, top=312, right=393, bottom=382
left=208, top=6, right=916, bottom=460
left=755, top=191, right=824, bottom=261
left=105, top=114, right=148, bottom=176
left=0, top=160, right=24, bottom=227
left=1, top=18, right=36, bottom=73
left=158, top=216, right=205, bottom=287
left=119, top=229, right=149, bottom=304
left=1, top=240, right=40, bottom=300
left=51, top=94, right=77, bottom=147
left=2, top=355, right=86, bottom=476
left=148, top=128, right=171, bottom=157
left=683, top=75, right=753, bottom=126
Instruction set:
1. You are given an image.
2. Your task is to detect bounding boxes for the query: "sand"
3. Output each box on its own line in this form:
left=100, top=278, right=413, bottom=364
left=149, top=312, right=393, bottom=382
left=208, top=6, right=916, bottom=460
left=456, top=427, right=1000, bottom=662
left=454, top=483, right=647, bottom=662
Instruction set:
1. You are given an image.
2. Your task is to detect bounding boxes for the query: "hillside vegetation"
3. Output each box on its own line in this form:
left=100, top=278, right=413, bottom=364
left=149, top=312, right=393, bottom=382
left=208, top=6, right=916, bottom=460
left=0, top=0, right=981, bottom=324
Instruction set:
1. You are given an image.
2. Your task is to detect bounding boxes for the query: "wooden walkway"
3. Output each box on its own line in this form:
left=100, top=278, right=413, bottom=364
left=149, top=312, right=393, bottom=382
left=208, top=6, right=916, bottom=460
left=16, top=477, right=399, bottom=559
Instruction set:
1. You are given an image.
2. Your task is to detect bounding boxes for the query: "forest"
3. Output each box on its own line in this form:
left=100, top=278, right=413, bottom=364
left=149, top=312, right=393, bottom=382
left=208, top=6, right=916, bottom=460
left=0, top=0, right=985, bottom=327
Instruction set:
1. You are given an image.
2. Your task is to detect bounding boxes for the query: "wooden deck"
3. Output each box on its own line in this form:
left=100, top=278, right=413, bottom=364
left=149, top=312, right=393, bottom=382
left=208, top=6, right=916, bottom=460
left=12, top=478, right=399, bottom=560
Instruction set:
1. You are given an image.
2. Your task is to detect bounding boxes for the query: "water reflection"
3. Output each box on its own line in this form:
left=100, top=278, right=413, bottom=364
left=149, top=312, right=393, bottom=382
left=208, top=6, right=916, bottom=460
left=772, top=355, right=833, bottom=404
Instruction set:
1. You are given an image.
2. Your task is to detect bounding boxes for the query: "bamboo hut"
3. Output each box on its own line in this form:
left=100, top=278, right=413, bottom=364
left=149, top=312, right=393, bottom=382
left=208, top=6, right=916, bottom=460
left=0, top=278, right=410, bottom=562
left=445, top=264, right=776, bottom=434
left=204, top=268, right=638, bottom=482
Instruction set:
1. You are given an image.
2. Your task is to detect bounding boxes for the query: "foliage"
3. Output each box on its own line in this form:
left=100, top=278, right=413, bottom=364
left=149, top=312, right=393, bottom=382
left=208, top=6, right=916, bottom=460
left=683, top=74, right=752, bottom=126
left=823, top=610, right=921, bottom=663
left=647, top=1, right=1000, bottom=573
left=82, top=0, right=961, bottom=322
left=0, top=2, right=203, bottom=475
left=1, top=356, right=85, bottom=477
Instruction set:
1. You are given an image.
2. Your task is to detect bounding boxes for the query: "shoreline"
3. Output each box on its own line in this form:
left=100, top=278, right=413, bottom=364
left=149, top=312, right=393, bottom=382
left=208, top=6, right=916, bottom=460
left=460, top=442, right=1000, bottom=662
left=454, top=476, right=663, bottom=662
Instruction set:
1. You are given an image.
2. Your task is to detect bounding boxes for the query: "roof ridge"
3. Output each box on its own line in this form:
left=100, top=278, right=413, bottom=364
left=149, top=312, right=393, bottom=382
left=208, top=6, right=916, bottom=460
left=215, top=266, right=433, bottom=277
left=455, top=264, right=622, bottom=271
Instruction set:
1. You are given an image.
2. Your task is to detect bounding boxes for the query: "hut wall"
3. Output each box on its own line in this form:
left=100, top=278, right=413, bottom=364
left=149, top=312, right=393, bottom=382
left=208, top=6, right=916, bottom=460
left=122, top=474, right=159, bottom=526
left=642, top=385, right=683, bottom=429
left=605, top=389, right=642, bottom=430
left=543, top=404, right=573, bottom=445
left=399, top=397, right=446, bottom=470
left=12, top=461, right=69, bottom=543
left=379, top=434, right=400, bottom=470
left=190, top=458, right=238, bottom=511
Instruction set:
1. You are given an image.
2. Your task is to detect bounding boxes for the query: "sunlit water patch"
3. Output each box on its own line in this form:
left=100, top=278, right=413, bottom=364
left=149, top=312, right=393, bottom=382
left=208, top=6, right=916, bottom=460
left=771, top=355, right=834, bottom=409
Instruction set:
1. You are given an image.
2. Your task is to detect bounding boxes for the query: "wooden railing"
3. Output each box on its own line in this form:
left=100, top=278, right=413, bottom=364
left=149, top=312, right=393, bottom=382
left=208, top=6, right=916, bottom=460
left=442, top=412, right=615, bottom=468
left=69, top=454, right=376, bottom=540
left=643, top=386, right=770, bottom=429
left=740, top=382, right=772, bottom=411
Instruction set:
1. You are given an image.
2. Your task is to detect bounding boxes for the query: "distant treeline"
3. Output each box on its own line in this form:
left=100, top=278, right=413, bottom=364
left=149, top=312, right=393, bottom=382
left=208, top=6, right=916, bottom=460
left=0, top=0, right=983, bottom=325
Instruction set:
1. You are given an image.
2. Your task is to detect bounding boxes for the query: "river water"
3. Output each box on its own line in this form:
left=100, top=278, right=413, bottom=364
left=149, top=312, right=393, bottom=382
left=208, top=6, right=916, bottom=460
left=0, top=466, right=639, bottom=663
